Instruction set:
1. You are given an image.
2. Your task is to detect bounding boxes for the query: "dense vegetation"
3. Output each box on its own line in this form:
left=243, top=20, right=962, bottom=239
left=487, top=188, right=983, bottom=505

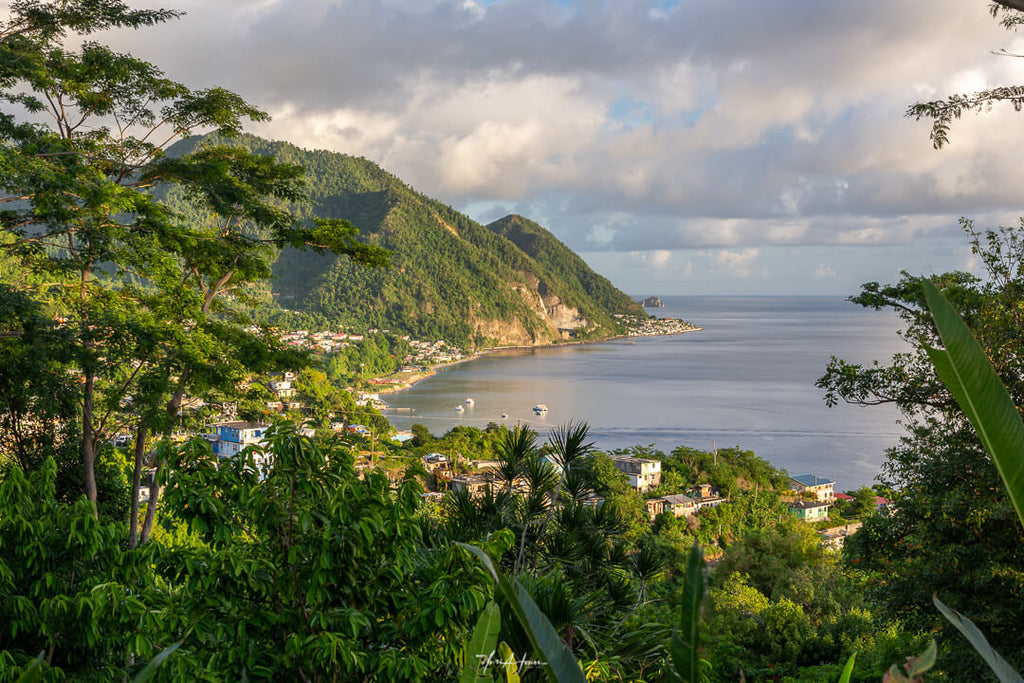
left=4, top=2, right=1024, bottom=682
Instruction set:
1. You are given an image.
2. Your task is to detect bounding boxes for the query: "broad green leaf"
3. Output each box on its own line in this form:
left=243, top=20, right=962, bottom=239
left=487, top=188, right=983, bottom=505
left=922, top=281, right=1024, bottom=530
left=669, top=544, right=705, bottom=682
left=459, top=543, right=587, bottom=683
left=933, top=596, right=1024, bottom=683
left=132, top=639, right=183, bottom=682
left=838, top=653, right=856, bottom=683
left=461, top=601, right=501, bottom=683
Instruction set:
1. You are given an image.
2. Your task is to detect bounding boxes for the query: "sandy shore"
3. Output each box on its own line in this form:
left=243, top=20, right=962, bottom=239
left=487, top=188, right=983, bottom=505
left=370, top=326, right=703, bottom=397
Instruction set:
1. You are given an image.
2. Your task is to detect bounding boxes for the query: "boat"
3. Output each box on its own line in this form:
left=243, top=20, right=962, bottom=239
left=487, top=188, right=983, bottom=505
left=500, top=413, right=509, bottom=419
left=464, top=397, right=474, bottom=406
left=455, top=405, right=464, bottom=413
left=532, top=404, right=548, bottom=415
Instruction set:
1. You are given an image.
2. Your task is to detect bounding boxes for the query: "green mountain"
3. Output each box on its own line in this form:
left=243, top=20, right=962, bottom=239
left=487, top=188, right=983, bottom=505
left=486, top=214, right=646, bottom=319
left=166, top=135, right=645, bottom=347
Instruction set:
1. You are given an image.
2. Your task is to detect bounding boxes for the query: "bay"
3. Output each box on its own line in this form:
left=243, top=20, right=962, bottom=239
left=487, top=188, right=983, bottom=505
left=385, top=296, right=909, bottom=490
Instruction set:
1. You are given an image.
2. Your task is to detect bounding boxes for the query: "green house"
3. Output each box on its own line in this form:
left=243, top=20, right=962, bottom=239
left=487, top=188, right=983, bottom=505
left=789, top=500, right=830, bottom=523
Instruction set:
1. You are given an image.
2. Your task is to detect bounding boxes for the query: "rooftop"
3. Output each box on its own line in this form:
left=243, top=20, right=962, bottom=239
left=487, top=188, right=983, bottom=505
left=791, top=473, right=835, bottom=488
left=789, top=500, right=831, bottom=510
left=213, top=421, right=269, bottom=430
left=608, top=453, right=660, bottom=465
left=662, top=494, right=696, bottom=505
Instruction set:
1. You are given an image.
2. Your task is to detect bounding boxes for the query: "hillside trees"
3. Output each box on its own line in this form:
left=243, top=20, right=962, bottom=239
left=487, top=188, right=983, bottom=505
left=818, top=222, right=1024, bottom=676
left=0, top=0, right=388, bottom=523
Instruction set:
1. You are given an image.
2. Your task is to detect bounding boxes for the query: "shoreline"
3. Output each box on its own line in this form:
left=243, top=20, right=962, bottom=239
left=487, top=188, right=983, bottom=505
left=370, top=326, right=703, bottom=398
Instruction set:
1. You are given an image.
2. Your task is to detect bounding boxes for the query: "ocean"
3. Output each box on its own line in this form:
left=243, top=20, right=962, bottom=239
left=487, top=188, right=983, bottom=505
left=384, top=296, right=909, bottom=490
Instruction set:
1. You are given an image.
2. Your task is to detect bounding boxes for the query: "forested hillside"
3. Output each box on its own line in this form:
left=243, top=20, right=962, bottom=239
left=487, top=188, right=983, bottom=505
left=487, top=214, right=646, bottom=319
left=165, top=135, right=644, bottom=347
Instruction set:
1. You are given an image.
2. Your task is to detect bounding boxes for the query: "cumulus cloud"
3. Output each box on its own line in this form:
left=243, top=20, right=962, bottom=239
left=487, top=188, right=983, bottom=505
left=94, top=0, right=1024, bottom=293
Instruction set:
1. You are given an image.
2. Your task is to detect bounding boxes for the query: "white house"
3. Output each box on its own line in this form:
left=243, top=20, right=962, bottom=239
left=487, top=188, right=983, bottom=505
left=608, top=454, right=662, bottom=492
left=790, top=473, right=836, bottom=502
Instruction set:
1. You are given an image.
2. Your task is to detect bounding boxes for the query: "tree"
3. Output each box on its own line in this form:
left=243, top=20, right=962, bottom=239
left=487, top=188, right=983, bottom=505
left=0, top=0, right=388, bottom=526
left=818, top=222, right=1024, bottom=676
left=907, top=2, right=1024, bottom=147
left=157, top=424, right=490, bottom=680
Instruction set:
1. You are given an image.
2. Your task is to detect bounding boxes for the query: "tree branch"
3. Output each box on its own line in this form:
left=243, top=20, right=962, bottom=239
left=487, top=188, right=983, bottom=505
left=993, top=0, right=1024, bottom=12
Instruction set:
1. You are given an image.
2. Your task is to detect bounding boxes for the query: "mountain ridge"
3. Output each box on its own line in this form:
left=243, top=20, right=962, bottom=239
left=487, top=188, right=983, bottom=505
left=165, top=134, right=646, bottom=347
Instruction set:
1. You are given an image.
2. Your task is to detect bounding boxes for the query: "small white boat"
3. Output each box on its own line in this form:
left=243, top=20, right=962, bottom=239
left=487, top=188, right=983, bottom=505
left=455, top=405, right=464, bottom=413
left=532, top=404, right=548, bottom=415
left=500, top=413, right=509, bottom=419
left=464, top=397, right=474, bottom=406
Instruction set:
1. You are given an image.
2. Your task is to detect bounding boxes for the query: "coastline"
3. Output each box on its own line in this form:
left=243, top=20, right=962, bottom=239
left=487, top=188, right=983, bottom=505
left=371, top=326, right=703, bottom=397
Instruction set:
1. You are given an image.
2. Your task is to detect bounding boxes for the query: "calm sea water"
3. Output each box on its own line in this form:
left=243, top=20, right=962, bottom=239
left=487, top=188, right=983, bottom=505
left=386, top=296, right=909, bottom=490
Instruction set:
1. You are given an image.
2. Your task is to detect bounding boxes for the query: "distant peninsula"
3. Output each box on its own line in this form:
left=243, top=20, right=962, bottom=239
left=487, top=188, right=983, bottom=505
left=641, top=296, right=665, bottom=308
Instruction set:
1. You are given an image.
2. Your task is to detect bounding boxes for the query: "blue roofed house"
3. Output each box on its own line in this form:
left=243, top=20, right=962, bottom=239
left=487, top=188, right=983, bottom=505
left=790, top=473, right=835, bottom=502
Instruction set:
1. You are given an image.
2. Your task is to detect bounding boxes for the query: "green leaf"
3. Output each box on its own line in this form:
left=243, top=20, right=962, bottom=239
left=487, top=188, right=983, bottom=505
left=669, top=543, right=706, bottom=683
left=15, top=651, right=44, bottom=683
left=922, top=280, right=1024, bottom=531
left=838, top=653, right=856, bottom=683
left=933, top=596, right=1024, bottom=683
left=905, top=640, right=937, bottom=678
left=498, top=642, right=521, bottom=683
left=461, top=601, right=501, bottom=683
left=458, top=543, right=587, bottom=683
left=132, top=639, right=183, bottom=682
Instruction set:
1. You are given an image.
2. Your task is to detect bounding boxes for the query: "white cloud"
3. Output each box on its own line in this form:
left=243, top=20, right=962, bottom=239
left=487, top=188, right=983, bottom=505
left=814, top=263, right=837, bottom=279
left=709, top=248, right=763, bottom=279
left=91, top=0, right=1024, bottom=293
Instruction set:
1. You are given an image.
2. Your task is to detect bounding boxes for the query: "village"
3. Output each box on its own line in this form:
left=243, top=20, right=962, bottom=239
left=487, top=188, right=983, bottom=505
left=138, top=320, right=883, bottom=552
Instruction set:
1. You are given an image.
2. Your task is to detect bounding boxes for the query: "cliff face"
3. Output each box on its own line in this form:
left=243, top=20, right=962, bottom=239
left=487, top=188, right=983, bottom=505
left=166, top=135, right=638, bottom=347
left=487, top=214, right=647, bottom=320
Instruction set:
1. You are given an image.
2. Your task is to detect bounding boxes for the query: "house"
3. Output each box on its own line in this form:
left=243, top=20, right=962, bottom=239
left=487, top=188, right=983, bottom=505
left=608, top=454, right=662, bottom=491
left=268, top=379, right=296, bottom=398
left=449, top=473, right=494, bottom=499
left=660, top=494, right=698, bottom=518
left=790, top=473, right=835, bottom=502
left=211, top=421, right=269, bottom=458
left=688, top=483, right=727, bottom=509
left=819, top=522, right=863, bottom=550
left=789, top=499, right=831, bottom=523
left=210, top=421, right=272, bottom=474
left=645, top=498, right=665, bottom=519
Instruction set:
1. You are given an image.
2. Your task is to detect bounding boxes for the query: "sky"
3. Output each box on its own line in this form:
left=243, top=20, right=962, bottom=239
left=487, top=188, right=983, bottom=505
left=100, top=0, right=1024, bottom=295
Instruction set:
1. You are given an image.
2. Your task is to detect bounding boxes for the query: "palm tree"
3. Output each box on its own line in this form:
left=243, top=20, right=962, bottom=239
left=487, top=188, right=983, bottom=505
left=548, top=420, right=595, bottom=475
left=494, top=424, right=537, bottom=493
